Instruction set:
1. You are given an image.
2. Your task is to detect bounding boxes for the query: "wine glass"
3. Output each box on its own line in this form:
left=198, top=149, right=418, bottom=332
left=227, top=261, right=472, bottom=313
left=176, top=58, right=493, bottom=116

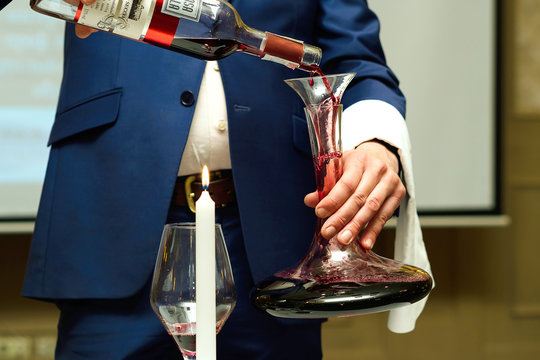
left=150, top=223, right=236, bottom=360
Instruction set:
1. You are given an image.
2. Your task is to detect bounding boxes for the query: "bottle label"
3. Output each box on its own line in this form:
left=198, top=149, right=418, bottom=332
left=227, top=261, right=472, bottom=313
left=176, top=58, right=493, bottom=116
left=262, top=33, right=303, bottom=70
left=77, top=0, right=156, bottom=40
left=161, top=0, right=202, bottom=22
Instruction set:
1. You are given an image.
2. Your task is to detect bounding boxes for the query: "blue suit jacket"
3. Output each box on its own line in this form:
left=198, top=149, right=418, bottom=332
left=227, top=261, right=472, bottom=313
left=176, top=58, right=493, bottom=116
left=20, top=0, right=405, bottom=299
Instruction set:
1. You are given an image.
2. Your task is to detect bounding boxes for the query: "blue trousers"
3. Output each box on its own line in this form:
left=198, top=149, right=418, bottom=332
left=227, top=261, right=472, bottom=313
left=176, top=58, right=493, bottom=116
left=55, top=205, right=322, bottom=359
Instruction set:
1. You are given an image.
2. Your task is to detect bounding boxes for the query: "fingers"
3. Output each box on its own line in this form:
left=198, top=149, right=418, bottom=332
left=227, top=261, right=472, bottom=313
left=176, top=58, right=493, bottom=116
left=358, top=184, right=404, bottom=249
left=312, top=144, right=405, bottom=248
left=75, top=24, right=98, bottom=39
left=318, top=164, right=374, bottom=240
left=344, top=175, right=405, bottom=248
left=304, top=192, right=319, bottom=208
left=315, top=158, right=364, bottom=219
left=74, top=0, right=98, bottom=39
left=322, top=164, right=395, bottom=243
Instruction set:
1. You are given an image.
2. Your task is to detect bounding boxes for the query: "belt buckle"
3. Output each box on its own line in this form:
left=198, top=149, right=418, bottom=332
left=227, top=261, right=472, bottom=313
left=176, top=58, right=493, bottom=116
left=184, top=175, right=197, bottom=213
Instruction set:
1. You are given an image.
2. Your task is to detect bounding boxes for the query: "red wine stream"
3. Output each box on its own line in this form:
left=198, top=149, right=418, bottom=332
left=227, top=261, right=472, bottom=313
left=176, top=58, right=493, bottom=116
left=309, top=66, right=337, bottom=104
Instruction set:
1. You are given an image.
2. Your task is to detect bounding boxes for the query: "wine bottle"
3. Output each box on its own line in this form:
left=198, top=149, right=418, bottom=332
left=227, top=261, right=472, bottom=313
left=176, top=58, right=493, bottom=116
left=30, top=0, right=322, bottom=71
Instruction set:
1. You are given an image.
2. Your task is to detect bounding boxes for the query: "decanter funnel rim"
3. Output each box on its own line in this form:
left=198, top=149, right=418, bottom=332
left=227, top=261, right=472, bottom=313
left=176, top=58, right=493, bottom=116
left=283, top=72, right=356, bottom=83
left=284, top=72, right=356, bottom=106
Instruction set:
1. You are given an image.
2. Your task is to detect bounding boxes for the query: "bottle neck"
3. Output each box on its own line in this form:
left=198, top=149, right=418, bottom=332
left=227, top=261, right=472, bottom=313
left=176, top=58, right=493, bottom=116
left=238, top=27, right=321, bottom=72
left=262, top=32, right=321, bottom=72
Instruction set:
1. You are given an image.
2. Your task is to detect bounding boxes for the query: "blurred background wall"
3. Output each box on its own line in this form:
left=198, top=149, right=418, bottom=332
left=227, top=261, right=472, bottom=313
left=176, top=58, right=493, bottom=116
left=1, top=0, right=539, bottom=359
left=323, top=0, right=540, bottom=358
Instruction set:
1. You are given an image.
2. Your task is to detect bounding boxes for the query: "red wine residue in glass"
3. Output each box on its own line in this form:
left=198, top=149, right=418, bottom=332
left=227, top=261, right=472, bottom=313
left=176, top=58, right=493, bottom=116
left=313, top=151, right=342, bottom=172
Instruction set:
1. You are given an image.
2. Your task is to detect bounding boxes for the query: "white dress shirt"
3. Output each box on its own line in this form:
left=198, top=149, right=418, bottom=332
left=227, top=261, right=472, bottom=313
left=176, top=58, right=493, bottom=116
left=178, top=61, right=231, bottom=176
left=180, top=61, right=433, bottom=333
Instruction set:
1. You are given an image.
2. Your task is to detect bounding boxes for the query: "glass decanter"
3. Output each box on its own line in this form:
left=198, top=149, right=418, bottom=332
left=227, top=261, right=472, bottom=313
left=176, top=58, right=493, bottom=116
left=150, top=223, right=236, bottom=359
left=251, top=73, right=432, bottom=318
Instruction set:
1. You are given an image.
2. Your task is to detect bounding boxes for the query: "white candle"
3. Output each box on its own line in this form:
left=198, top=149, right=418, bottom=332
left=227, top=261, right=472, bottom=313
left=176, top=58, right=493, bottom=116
left=195, top=165, right=216, bottom=360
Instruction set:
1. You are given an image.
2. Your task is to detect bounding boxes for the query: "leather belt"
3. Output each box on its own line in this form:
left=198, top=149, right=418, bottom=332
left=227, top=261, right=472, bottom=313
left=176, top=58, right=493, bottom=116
left=171, top=170, right=236, bottom=213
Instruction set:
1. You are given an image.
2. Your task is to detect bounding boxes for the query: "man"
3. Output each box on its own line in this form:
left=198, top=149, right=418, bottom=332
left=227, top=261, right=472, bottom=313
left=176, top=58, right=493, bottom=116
left=2, top=0, right=430, bottom=358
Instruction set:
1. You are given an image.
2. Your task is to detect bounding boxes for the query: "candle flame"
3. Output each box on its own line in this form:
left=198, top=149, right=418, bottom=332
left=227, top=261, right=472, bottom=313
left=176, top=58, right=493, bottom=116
left=202, top=165, right=210, bottom=191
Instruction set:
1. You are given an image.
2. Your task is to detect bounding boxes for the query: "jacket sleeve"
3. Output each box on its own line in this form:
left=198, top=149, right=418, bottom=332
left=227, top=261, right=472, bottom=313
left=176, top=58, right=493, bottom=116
left=315, top=0, right=406, bottom=117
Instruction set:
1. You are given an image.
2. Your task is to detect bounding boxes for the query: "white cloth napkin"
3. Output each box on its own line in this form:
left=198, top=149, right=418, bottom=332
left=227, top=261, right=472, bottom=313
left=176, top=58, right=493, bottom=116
left=342, top=100, right=434, bottom=333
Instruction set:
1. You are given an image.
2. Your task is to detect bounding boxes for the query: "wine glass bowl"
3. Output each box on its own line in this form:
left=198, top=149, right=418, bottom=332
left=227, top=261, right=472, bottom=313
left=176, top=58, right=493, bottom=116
left=150, top=223, right=236, bottom=360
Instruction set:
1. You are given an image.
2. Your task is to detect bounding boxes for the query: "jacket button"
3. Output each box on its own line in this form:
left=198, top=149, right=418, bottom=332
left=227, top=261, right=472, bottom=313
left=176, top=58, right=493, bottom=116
left=180, top=91, right=195, bottom=107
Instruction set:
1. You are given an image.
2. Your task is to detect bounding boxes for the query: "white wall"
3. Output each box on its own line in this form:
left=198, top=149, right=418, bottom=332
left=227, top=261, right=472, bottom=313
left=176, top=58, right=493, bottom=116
left=371, top=0, right=497, bottom=213
left=0, top=0, right=63, bottom=218
left=0, top=0, right=499, bottom=218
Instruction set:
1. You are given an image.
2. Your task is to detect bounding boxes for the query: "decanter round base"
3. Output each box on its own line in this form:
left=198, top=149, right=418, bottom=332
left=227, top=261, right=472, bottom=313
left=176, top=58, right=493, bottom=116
left=251, top=274, right=432, bottom=319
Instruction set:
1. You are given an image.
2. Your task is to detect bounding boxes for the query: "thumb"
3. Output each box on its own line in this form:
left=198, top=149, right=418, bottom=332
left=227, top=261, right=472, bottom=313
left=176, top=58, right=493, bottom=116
left=304, top=192, right=319, bottom=208
left=75, top=24, right=98, bottom=38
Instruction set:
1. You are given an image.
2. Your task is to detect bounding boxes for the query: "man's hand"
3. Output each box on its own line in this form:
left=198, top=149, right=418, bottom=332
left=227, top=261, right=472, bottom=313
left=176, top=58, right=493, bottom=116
left=304, top=140, right=405, bottom=249
left=74, top=0, right=98, bottom=38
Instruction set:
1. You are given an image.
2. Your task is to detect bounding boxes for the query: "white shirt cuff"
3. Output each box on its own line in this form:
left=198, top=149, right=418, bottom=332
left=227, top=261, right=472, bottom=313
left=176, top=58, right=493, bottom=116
left=342, top=99, right=434, bottom=333
left=342, top=99, right=408, bottom=152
